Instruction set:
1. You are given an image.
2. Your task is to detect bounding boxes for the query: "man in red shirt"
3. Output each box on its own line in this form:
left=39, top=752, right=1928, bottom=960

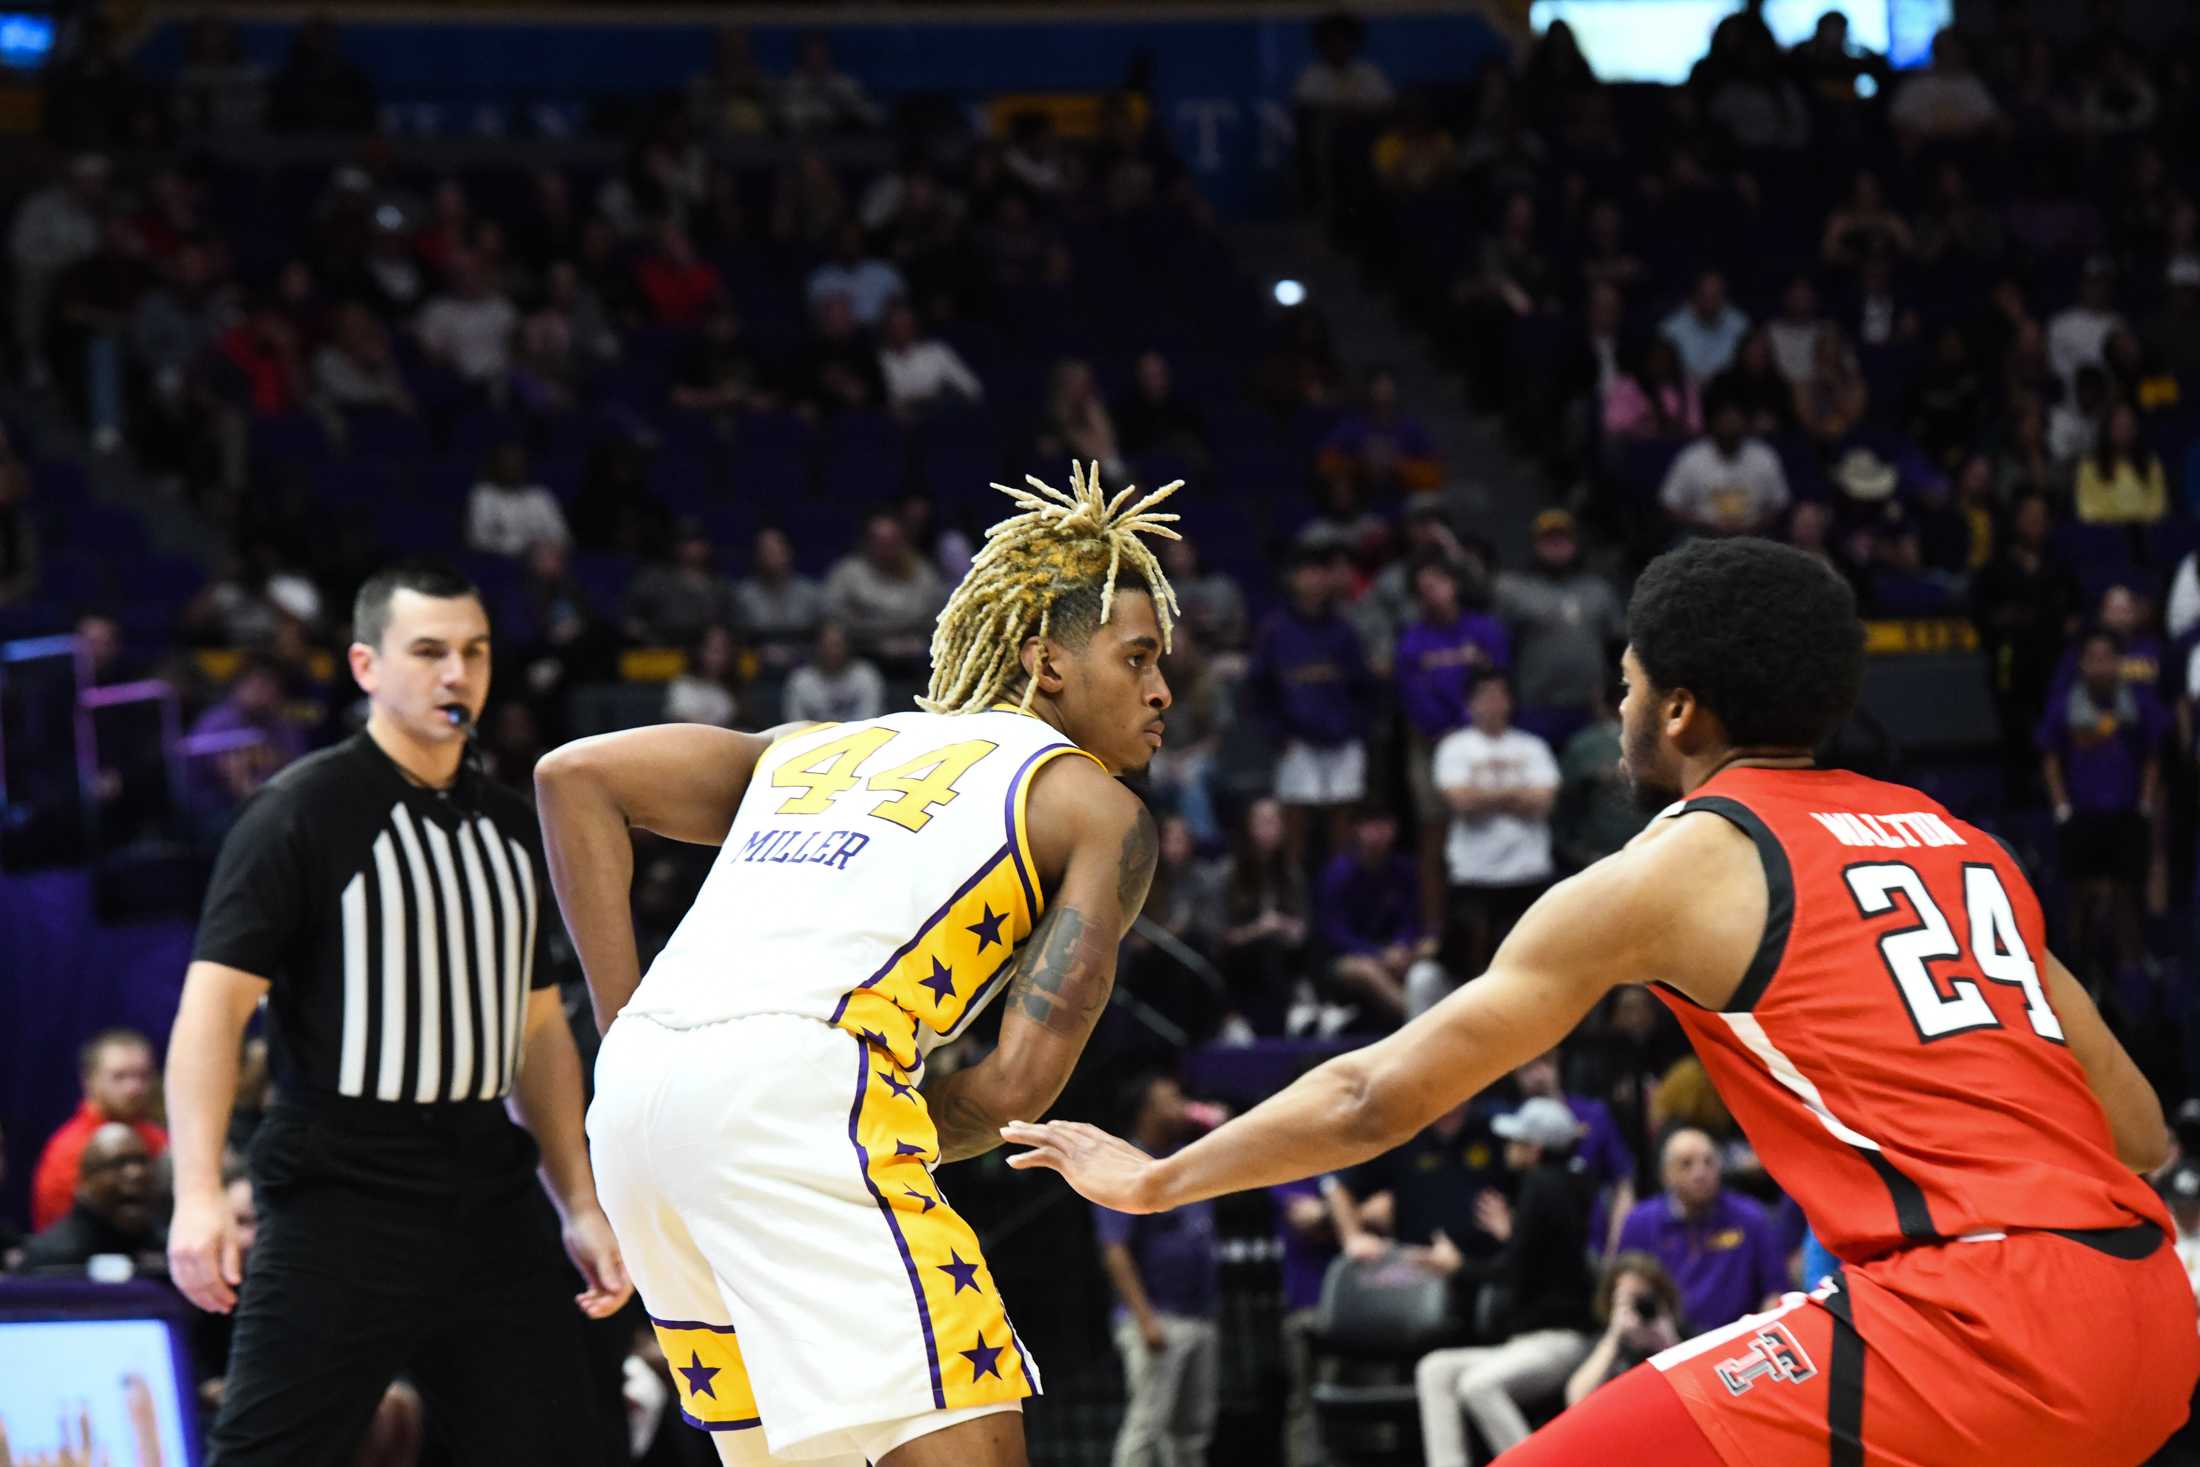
left=31, top=1028, right=168, bottom=1230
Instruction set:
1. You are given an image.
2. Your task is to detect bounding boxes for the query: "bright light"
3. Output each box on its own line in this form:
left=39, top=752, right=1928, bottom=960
left=1526, top=0, right=1953, bottom=83
left=1273, top=279, right=1307, bottom=308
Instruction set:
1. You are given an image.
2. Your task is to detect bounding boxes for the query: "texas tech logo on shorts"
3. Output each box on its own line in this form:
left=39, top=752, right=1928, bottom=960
left=1715, top=1322, right=1818, bottom=1396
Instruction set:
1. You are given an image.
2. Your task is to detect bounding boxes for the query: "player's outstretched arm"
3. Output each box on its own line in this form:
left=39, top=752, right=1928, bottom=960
left=2041, top=947, right=2172, bottom=1171
left=926, top=759, right=1158, bottom=1162
left=1006, top=842, right=1674, bottom=1212
left=535, top=722, right=780, bottom=1030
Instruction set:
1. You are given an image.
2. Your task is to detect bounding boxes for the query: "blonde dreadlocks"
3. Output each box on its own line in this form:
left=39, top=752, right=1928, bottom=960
left=919, top=461, right=1184, bottom=715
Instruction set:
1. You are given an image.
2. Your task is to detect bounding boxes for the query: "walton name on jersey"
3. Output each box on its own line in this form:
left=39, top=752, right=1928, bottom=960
left=1807, top=810, right=1966, bottom=849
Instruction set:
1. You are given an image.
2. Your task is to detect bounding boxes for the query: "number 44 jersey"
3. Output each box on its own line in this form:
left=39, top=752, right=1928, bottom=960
left=622, top=709, right=1100, bottom=1074
left=1650, top=765, right=2172, bottom=1266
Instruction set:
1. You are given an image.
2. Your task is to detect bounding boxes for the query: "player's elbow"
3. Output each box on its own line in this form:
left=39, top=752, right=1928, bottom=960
left=1330, top=1054, right=1413, bottom=1159
left=982, top=1049, right=1072, bottom=1128
left=2121, top=1119, right=2174, bottom=1175
left=533, top=738, right=600, bottom=795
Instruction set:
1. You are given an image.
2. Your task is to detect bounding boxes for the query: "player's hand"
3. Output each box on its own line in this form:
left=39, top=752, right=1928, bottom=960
left=1138, top=1315, right=1168, bottom=1353
left=1000, top=1121, right=1163, bottom=1213
left=1342, top=1232, right=1390, bottom=1263
left=1474, top=1188, right=1513, bottom=1244
left=167, top=1188, right=243, bottom=1314
left=561, top=1207, right=634, bottom=1319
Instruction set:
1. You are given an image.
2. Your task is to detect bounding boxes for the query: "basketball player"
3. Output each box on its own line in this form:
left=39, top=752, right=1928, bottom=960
left=534, top=465, right=1178, bottom=1466
left=1006, top=537, right=2200, bottom=1466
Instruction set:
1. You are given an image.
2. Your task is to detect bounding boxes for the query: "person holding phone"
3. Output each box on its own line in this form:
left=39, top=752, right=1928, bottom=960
left=1565, top=1255, right=1687, bottom=1407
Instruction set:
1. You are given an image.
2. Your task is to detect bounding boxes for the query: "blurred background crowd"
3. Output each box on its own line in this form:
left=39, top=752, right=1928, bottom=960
left=5, top=2, right=2200, bottom=1464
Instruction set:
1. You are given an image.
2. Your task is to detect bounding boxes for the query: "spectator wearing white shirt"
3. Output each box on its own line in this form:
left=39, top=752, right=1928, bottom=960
left=1659, top=270, right=1750, bottom=385
left=877, top=302, right=981, bottom=422
left=10, top=153, right=107, bottom=385
left=1658, top=397, right=1791, bottom=537
left=1293, top=12, right=1394, bottom=226
left=2048, top=364, right=2110, bottom=466
left=2167, top=550, right=2200, bottom=645
left=1889, top=29, right=2003, bottom=143
left=778, top=32, right=884, bottom=135
left=1293, top=12, right=1395, bottom=110
left=2162, top=1159, right=2200, bottom=1314
left=663, top=624, right=741, bottom=728
left=312, top=302, right=414, bottom=415
left=1764, top=274, right=1827, bottom=386
left=782, top=622, right=884, bottom=726
left=806, top=222, right=906, bottom=329
left=2048, top=257, right=2123, bottom=395
left=416, top=250, right=518, bottom=387
left=734, top=527, right=826, bottom=679
left=465, top=441, right=570, bottom=558
left=823, top=511, right=945, bottom=673
left=1433, top=675, right=1559, bottom=981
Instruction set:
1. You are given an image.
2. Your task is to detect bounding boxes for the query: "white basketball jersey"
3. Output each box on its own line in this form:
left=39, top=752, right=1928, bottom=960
left=621, top=708, right=1099, bottom=1070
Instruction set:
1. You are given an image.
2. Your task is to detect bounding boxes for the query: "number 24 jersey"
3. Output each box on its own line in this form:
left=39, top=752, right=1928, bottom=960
left=1651, top=765, right=2172, bottom=1264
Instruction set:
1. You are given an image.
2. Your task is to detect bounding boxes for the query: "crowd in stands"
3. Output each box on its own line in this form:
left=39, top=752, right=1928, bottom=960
left=9, top=6, right=2200, bottom=1465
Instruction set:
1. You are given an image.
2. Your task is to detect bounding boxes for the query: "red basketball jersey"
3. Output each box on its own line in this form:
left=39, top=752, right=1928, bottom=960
left=1650, top=765, right=2171, bottom=1264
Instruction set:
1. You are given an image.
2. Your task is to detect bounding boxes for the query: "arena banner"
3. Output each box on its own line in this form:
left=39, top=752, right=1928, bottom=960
left=131, top=5, right=1510, bottom=212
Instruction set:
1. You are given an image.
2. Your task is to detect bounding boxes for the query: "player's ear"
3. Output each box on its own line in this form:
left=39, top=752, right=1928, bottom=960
left=1666, top=686, right=1726, bottom=753
left=1019, top=635, right=1067, bottom=696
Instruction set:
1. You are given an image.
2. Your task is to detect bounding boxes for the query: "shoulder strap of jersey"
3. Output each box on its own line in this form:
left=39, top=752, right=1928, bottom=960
left=1674, top=791, right=1795, bottom=1013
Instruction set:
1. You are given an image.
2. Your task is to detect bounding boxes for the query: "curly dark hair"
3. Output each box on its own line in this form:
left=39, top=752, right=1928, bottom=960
left=1627, top=537, right=1862, bottom=749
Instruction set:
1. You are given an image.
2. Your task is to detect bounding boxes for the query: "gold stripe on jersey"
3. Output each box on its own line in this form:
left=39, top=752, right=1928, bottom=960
left=1006, top=742, right=1104, bottom=919
left=829, top=736, right=1100, bottom=1070
left=648, top=1318, right=763, bottom=1431
left=852, top=1050, right=1038, bottom=1410
left=834, top=847, right=1028, bottom=1069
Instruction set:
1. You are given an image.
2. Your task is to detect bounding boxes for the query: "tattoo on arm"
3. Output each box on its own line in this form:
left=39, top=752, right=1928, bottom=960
left=1117, top=802, right=1159, bottom=920
left=1005, top=902, right=1110, bottom=1036
left=926, top=804, right=1158, bottom=1163
left=928, top=1083, right=1001, bottom=1165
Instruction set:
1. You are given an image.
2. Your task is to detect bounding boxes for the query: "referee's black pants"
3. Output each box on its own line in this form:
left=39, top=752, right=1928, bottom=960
left=207, top=1098, right=612, bottom=1467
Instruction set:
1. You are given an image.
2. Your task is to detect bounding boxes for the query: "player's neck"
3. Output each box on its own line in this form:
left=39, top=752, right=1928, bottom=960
left=1681, top=746, right=1817, bottom=795
left=1015, top=692, right=1073, bottom=743
left=366, top=709, right=465, bottom=790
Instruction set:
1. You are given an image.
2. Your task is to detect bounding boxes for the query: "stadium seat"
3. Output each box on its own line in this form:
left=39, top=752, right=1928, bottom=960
left=1307, top=1256, right=1457, bottom=1467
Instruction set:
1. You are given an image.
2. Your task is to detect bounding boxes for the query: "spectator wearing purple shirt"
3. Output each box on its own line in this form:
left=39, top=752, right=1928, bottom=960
left=1614, top=1127, right=1787, bottom=1333
left=1250, top=548, right=1373, bottom=868
left=2045, top=583, right=2164, bottom=711
left=1513, top=1046, right=1637, bottom=1257
left=185, top=656, right=308, bottom=843
left=2038, top=629, right=2166, bottom=1026
left=1270, top=1177, right=1337, bottom=1467
left=1095, top=1075, right=1221, bottom=1467
left=1315, top=366, right=1443, bottom=500
left=1317, top=807, right=1427, bottom=1029
left=1396, top=556, right=1509, bottom=935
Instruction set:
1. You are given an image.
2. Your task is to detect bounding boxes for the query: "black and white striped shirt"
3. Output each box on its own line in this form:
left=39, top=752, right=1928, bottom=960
left=194, top=732, right=554, bottom=1104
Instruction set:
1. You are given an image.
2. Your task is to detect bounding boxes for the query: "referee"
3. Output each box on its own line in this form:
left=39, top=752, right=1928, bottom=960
left=163, top=560, right=631, bottom=1465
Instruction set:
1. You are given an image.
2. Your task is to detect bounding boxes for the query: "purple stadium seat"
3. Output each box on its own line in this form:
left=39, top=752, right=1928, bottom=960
left=817, top=410, right=905, bottom=503
left=2050, top=521, right=2137, bottom=579
left=570, top=551, right=636, bottom=610
left=911, top=408, right=1002, bottom=508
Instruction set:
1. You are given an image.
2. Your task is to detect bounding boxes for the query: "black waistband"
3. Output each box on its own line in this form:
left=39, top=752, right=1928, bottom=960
left=2042, top=1220, right=2163, bottom=1261
left=271, top=1092, right=512, bottom=1132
